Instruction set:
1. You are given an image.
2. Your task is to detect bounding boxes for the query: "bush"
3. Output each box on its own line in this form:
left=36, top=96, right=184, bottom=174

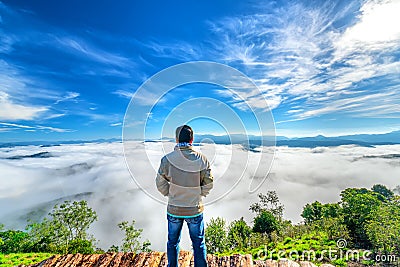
left=68, top=239, right=95, bottom=254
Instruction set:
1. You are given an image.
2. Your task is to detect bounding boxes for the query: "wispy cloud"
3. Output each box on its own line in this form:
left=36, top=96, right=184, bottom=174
left=54, top=91, right=80, bottom=104
left=55, top=36, right=133, bottom=67
left=113, top=89, right=134, bottom=99
left=145, top=40, right=203, bottom=61
left=0, top=122, right=73, bottom=133
left=0, top=92, right=48, bottom=121
left=208, top=0, right=400, bottom=120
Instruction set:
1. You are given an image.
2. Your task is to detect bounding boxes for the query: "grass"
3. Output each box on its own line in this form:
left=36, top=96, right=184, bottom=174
left=0, top=253, right=53, bottom=267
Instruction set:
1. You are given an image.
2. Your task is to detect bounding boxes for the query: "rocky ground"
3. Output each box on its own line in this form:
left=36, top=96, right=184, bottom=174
left=23, top=251, right=337, bottom=267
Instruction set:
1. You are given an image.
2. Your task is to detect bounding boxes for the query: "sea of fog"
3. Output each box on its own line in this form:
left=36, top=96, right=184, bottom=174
left=0, top=141, right=399, bottom=251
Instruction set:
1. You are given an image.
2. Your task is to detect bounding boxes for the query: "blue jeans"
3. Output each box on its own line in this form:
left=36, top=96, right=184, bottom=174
left=167, top=213, right=208, bottom=267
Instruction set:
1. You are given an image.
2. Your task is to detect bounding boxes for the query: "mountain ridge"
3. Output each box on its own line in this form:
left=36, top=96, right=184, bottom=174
left=1, top=130, right=399, bottom=148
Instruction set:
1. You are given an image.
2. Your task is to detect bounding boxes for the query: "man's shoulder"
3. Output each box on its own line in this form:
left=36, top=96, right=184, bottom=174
left=191, top=149, right=209, bottom=161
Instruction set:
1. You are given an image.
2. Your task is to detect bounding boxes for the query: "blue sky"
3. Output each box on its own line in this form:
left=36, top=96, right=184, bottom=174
left=0, top=0, right=399, bottom=141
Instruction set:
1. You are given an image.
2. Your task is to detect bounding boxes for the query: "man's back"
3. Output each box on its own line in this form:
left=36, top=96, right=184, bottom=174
left=156, top=145, right=213, bottom=217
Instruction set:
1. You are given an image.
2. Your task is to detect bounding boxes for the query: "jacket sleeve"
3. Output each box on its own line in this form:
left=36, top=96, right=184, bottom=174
left=200, top=159, right=213, bottom=197
left=156, top=157, right=170, bottom=196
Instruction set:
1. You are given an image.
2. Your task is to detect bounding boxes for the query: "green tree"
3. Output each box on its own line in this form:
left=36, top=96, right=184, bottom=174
left=26, top=218, right=61, bottom=252
left=371, top=184, right=394, bottom=201
left=366, top=201, right=400, bottom=253
left=118, top=220, right=151, bottom=253
left=205, top=217, right=228, bottom=254
left=252, top=210, right=279, bottom=239
left=301, top=201, right=323, bottom=224
left=26, top=200, right=98, bottom=253
left=0, top=230, right=31, bottom=253
left=322, top=203, right=341, bottom=218
left=227, top=217, right=252, bottom=251
left=49, top=200, right=97, bottom=242
left=249, top=191, right=284, bottom=219
left=340, top=188, right=382, bottom=248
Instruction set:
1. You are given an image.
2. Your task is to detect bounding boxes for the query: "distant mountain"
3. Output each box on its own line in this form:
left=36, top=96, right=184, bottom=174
left=277, top=136, right=374, bottom=148
left=338, top=130, right=400, bottom=143
left=0, top=131, right=399, bottom=149
left=195, top=130, right=400, bottom=148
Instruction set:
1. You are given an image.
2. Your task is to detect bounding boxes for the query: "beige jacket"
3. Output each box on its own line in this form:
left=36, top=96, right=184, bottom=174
left=156, top=145, right=213, bottom=216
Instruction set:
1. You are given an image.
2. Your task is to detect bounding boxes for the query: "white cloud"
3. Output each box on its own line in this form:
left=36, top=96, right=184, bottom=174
left=208, top=1, right=400, bottom=120
left=334, top=0, right=400, bottom=58
left=54, top=91, right=80, bottom=104
left=0, top=122, right=72, bottom=133
left=0, top=92, right=48, bottom=121
left=1, top=142, right=399, bottom=252
left=113, top=89, right=134, bottom=99
left=55, top=37, right=132, bottom=67
left=145, top=40, right=202, bottom=61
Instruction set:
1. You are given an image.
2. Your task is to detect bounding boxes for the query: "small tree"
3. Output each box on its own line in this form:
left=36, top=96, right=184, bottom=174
left=249, top=191, right=284, bottom=219
left=252, top=210, right=279, bottom=240
left=26, top=200, right=98, bottom=253
left=118, top=220, right=151, bottom=253
left=227, top=217, right=252, bottom=251
left=205, top=217, right=228, bottom=254
left=49, top=200, right=97, bottom=242
left=301, top=201, right=323, bottom=224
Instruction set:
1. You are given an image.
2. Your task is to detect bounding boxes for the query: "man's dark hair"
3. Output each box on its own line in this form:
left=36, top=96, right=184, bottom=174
left=176, top=125, right=193, bottom=143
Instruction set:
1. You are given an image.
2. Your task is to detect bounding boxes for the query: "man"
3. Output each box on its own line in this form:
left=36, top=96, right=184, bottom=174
left=156, top=125, right=213, bottom=267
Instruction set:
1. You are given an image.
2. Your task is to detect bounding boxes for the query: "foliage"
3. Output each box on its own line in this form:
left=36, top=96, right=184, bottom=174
left=301, top=202, right=342, bottom=224
left=371, top=184, right=394, bottom=201
left=312, top=216, right=350, bottom=241
left=205, top=217, right=228, bottom=254
left=365, top=200, right=400, bottom=253
left=49, top=200, right=98, bottom=242
left=107, top=245, right=119, bottom=252
left=227, top=217, right=252, bottom=251
left=0, top=230, right=32, bottom=253
left=67, top=239, right=95, bottom=254
left=340, top=187, right=382, bottom=248
left=249, top=191, right=284, bottom=219
left=26, top=200, right=98, bottom=254
left=0, top=253, right=53, bottom=267
left=301, top=201, right=323, bottom=224
left=118, top=220, right=151, bottom=253
left=252, top=210, right=279, bottom=238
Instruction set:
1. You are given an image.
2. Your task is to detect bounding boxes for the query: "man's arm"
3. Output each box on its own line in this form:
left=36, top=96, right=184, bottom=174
left=200, top=159, right=213, bottom=197
left=156, top=157, right=170, bottom=196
